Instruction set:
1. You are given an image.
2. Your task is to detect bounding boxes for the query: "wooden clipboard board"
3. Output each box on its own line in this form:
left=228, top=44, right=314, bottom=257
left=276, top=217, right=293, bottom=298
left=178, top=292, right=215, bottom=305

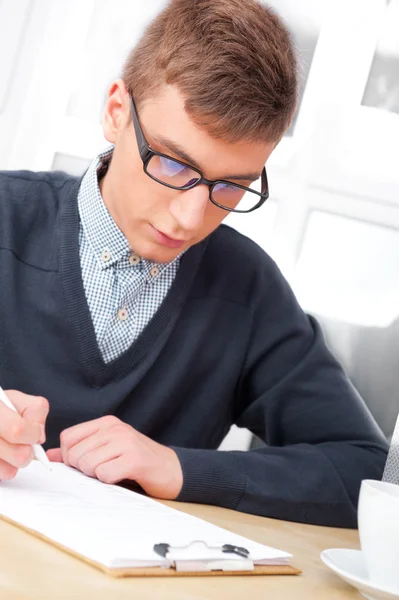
left=2, top=516, right=302, bottom=578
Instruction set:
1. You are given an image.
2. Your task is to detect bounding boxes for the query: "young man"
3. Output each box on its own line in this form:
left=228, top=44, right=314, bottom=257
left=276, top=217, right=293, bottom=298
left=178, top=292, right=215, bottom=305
left=0, top=0, right=387, bottom=527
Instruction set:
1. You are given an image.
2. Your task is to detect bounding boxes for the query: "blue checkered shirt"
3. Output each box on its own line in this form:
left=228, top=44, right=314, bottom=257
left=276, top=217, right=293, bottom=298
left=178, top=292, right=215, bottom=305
left=78, top=146, right=181, bottom=363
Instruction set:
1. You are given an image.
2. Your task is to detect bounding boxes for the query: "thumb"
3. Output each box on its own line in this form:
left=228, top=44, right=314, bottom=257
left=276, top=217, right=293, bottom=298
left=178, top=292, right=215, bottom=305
left=47, top=448, right=63, bottom=463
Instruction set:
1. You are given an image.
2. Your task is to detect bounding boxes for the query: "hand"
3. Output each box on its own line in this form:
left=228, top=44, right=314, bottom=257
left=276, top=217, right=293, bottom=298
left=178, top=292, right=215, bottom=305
left=47, top=416, right=183, bottom=500
left=0, top=390, right=49, bottom=480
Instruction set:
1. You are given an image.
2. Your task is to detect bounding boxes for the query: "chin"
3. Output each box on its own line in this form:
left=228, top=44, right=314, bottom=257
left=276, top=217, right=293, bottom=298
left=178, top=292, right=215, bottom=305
left=154, top=250, right=182, bottom=264
left=136, top=242, right=182, bottom=264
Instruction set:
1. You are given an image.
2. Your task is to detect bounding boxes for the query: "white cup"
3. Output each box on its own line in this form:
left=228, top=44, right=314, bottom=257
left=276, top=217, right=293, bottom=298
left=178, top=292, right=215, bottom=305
left=358, top=479, right=399, bottom=591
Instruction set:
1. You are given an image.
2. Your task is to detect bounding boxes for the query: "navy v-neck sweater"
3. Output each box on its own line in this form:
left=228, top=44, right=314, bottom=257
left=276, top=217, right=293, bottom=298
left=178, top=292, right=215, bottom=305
left=0, top=169, right=388, bottom=527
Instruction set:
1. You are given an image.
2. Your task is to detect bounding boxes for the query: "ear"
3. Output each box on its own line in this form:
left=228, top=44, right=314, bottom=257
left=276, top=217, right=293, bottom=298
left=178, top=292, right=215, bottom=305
left=102, top=79, right=130, bottom=144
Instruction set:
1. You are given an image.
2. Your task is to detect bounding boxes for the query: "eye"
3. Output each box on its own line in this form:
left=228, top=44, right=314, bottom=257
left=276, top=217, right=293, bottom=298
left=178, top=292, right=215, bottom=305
left=159, top=157, right=188, bottom=177
left=218, top=183, right=241, bottom=194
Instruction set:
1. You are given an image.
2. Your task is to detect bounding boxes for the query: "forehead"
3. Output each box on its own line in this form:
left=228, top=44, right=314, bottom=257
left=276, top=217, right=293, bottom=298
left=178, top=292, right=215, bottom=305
left=137, top=85, right=275, bottom=178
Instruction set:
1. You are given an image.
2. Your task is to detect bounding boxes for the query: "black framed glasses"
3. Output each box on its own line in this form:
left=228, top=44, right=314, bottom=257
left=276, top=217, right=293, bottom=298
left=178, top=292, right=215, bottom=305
left=130, top=95, right=269, bottom=213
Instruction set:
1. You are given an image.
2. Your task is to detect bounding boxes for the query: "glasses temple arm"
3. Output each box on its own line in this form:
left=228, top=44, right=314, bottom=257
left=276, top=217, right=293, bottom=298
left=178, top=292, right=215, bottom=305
left=130, top=96, right=150, bottom=159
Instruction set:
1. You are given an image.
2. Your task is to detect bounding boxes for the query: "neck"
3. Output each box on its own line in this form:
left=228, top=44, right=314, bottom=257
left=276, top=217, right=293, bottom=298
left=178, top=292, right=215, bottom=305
left=98, top=161, right=125, bottom=239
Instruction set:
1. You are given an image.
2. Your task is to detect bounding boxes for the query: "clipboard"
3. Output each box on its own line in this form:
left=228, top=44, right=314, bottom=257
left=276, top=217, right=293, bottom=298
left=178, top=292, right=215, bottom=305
left=2, top=516, right=302, bottom=578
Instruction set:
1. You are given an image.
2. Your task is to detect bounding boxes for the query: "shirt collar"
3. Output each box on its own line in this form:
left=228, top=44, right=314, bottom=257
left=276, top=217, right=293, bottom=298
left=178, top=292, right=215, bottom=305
left=78, top=145, right=129, bottom=269
left=77, top=145, right=182, bottom=279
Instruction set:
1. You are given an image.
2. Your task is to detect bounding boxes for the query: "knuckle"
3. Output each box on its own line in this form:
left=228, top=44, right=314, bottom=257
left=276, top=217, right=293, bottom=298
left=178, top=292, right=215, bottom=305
left=112, top=423, right=126, bottom=435
left=8, top=421, right=25, bottom=443
left=76, top=454, right=86, bottom=468
left=61, top=450, right=71, bottom=467
left=77, top=456, right=91, bottom=474
left=68, top=449, right=79, bottom=468
left=59, top=430, right=70, bottom=447
left=0, top=463, right=18, bottom=480
left=104, top=415, right=119, bottom=427
left=36, top=396, right=50, bottom=414
left=95, top=466, right=114, bottom=484
left=14, top=445, right=33, bottom=467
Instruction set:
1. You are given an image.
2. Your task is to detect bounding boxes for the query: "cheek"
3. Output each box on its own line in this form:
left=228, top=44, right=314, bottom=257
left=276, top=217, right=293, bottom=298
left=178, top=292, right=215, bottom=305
left=138, top=178, right=178, bottom=217
left=200, top=204, right=228, bottom=236
left=118, top=158, right=166, bottom=216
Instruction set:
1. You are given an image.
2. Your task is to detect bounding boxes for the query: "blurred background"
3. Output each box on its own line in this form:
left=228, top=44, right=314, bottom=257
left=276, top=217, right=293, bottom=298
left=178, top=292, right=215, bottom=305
left=1, top=0, right=398, bottom=447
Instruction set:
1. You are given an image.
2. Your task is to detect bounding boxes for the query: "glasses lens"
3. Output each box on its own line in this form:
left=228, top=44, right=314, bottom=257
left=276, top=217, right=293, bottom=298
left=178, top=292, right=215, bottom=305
left=212, top=178, right=263, bottom=212
left=147, top=155, right=201, bottom=189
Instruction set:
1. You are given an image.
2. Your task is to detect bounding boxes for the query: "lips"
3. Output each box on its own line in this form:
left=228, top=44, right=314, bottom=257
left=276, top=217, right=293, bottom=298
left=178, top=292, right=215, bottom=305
left=151, top=226, right=187, bottom=249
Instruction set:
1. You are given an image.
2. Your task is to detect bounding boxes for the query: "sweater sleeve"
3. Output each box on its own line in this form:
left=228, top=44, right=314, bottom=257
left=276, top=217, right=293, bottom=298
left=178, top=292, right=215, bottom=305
left=172, top=258, right=388, bottom=528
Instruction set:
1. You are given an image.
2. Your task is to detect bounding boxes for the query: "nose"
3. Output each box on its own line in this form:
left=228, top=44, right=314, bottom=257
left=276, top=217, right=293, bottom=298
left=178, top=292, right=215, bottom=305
left=168, top=185, right=209, bottom=233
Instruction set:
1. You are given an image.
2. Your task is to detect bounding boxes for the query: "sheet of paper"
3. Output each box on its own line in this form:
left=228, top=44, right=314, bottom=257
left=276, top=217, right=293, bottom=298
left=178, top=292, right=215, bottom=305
left=0, top=462, right=292, bottom=569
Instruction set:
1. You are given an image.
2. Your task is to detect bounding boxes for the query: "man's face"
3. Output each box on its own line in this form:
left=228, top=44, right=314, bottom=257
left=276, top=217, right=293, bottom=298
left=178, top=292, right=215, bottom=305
left=101, top=81, right=275, bottom=263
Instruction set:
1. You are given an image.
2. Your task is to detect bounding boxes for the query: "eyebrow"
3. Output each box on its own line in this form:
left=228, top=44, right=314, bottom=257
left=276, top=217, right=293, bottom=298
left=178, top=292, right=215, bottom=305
left=151, top=135, right=262, bottom=182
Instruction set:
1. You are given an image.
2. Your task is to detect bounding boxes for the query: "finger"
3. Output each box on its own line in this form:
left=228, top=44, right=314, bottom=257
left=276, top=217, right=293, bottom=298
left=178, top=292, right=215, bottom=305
left=59, top=424, right=100, bottom=467
left=95, top=454, right=132, bottom=485
left=46, top=448, right=63, bottom=463
left=77, top=442, right=122, bottom=479
left=0, top=437, right=34, bottom=469
left=65, top=432, right=111, bottom=470
left=0, top=402, right=42, bottom=446
left=0, top=390, right=48, bottom=444
left=5, top=390, right=49, bottom=426
left=60, top=416, right=120, bottom=456
left=0, top=458, right=18, bottom=481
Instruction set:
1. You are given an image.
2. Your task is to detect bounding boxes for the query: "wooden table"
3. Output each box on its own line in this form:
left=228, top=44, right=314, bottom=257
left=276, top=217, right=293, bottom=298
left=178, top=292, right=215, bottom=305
left=0, top=500, right=362, bottom=600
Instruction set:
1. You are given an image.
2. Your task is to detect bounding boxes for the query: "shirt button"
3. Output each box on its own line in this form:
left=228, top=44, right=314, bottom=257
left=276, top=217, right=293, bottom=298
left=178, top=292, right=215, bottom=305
left=117, top=308, right=128, bottom=321
left=129, top=254, right=141, bottom=266
left=101, top=249, right=111, bottom=263
left=150, top=266, right=159, bottom=278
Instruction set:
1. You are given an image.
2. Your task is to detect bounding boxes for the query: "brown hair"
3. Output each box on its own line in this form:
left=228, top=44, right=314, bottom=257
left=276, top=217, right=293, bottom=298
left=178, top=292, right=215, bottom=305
left=122, top=0, right=298, bottom=144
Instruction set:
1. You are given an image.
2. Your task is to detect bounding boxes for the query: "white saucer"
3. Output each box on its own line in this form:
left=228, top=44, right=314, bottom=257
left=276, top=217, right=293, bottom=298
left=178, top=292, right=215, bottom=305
left=320, top=548, right=399, bottom=600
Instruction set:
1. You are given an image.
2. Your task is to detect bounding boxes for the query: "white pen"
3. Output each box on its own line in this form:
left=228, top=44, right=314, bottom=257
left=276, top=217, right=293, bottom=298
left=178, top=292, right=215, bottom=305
left=0, top=386, right=52, bottom=471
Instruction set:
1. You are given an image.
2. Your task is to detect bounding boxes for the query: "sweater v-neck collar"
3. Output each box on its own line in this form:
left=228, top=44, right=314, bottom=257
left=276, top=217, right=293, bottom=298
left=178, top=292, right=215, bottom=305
left=58, top=176, right=208, bottom=388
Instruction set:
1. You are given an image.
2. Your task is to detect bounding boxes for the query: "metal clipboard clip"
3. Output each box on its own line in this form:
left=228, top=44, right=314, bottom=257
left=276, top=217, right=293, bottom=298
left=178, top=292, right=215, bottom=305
left=153, top=540, right=254, bottom=572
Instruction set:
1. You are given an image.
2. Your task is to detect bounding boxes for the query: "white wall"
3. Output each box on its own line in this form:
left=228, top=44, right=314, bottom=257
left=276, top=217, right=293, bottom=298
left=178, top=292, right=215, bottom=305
left=1, top=0, right=398, bottom=447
